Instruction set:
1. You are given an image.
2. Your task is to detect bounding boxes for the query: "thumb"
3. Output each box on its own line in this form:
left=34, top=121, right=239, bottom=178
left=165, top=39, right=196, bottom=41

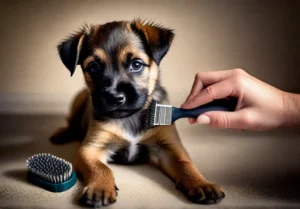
left=197, top=110, right=254, bottom=129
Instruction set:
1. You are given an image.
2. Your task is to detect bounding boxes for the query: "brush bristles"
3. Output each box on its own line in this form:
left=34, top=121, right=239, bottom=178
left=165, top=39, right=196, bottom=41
left=146, top=100, right=157, bottom=129
left=154, top=104, right=172, bottom=125
left=146, top=100, right=173, bottom=129
left=26, top=153, right=73, bottom=184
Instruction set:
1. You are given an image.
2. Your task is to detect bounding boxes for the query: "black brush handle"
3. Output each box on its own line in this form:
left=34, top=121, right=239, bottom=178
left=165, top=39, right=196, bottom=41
left=171, top=99, right=237, bottom=123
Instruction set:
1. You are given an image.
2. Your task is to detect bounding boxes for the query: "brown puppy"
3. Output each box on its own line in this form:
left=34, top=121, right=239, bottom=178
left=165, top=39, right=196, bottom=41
left=51, top=19, right=225, bottom=207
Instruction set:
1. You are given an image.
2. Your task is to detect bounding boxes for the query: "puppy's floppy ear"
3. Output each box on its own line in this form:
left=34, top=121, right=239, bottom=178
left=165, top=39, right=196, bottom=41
left=57, top=30, right=86, bottom=76
left=131, top=19, right=174, bottom=65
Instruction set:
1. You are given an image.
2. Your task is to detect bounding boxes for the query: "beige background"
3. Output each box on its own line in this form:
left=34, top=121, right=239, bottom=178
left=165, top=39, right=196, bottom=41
left=0, top=1, right=300, bottom=208
left=0, top=0, right=299, bottom=113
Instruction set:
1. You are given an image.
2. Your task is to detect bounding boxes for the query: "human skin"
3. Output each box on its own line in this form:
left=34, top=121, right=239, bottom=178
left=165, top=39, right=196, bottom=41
left=181, top=69, right=300, bottom=131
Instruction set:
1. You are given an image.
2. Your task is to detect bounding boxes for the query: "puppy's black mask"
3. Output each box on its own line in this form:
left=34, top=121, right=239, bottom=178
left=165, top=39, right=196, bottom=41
left=57, top=20, right=174, bottom=120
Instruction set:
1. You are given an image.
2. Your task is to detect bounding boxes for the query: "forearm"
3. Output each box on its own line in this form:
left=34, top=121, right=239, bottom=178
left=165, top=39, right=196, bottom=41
left=282, top=92, right=300, bottom=127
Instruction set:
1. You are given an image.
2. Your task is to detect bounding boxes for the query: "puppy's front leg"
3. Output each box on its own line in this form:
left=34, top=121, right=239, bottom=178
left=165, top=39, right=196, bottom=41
left=76, top=130, right=118, bottom=207
left=151, top=125, right=225, bottom=204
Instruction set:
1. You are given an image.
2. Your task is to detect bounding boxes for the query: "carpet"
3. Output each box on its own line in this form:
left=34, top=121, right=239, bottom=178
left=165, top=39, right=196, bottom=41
left=0, top=114, right=299, bottom=209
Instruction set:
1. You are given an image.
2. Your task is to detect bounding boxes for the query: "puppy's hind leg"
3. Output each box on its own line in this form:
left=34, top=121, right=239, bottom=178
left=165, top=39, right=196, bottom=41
left=50, top=127, right=84, bottom=144
left=50, top=89, right=89, bottom=144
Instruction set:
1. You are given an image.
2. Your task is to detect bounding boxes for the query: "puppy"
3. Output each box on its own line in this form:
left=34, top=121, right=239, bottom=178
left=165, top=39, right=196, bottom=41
left=51, top=19, right=225, bottom=207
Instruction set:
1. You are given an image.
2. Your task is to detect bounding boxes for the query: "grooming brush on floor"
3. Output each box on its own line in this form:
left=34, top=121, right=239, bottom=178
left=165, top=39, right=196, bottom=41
left=26, top=153, right=77, bottom=192
left=146, top=99, right=237, bottom=128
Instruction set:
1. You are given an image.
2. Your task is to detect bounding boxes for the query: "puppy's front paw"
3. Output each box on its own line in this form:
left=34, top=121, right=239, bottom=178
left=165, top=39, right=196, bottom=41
left=79, top=181, right=118, bottom=207
left=177, top=181, right=225, bottom=204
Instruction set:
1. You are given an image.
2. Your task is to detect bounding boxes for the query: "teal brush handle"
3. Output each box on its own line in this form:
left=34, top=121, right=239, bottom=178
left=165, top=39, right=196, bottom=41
left=171, top=99, right=236, bottom=123
left=27, top=171, right=77, bottom=192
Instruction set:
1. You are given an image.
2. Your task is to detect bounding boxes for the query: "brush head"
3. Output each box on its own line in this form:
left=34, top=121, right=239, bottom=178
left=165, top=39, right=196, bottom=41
left=26, top=153, right=76, bottom=192
left=146, top=100, right=173, bottom=129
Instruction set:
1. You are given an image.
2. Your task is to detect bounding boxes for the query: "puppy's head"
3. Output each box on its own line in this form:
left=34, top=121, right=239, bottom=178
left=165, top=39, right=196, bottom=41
left=58, top=20, right=174, bottom=119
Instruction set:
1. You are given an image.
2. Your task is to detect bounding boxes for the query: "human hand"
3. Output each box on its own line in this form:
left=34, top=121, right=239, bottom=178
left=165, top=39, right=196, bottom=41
left=181, top=69, right=296, bottom=130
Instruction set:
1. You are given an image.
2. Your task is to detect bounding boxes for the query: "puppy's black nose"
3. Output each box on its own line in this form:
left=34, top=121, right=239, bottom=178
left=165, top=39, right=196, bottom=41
left=115, top=93, right=126, bottom=105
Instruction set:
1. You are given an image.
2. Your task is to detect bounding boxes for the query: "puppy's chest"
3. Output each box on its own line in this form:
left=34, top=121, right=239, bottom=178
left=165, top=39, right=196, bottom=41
left=107, top=133, right=150, bottom=165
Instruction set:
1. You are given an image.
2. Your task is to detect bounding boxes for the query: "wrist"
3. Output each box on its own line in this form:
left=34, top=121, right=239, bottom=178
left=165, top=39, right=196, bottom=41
left=281, top=92, right=300, bottom=127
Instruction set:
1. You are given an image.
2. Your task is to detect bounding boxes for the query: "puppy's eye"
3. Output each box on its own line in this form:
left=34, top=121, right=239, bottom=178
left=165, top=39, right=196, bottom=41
left=88, top=64, right=101, bottom=73
left=90, top=67, right=98, bottom=73
left=129, top=60, right=145, bottom=72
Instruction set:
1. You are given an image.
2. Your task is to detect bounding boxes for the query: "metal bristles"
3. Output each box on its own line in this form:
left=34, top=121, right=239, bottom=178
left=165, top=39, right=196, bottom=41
left=146, top=100, right=157, bottom=129
left=26, top=153, right=73, bottom=184
left=153, top=103, right=173, bottom=125
left=146, top=100, right=173, bottom=129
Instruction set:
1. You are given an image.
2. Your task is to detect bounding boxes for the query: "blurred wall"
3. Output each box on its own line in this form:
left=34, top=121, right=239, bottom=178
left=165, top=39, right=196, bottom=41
left=0, top=0, right=299, bottom=114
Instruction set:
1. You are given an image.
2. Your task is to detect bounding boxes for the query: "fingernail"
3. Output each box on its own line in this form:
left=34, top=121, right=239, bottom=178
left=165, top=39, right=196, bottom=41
left=197, top=115, right=211, bottom=125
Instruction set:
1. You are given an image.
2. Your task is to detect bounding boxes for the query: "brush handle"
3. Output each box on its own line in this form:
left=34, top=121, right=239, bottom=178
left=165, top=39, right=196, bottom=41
left=27, top=171, right=77, bottom=192
left=172, top=99, right=237, bottom=123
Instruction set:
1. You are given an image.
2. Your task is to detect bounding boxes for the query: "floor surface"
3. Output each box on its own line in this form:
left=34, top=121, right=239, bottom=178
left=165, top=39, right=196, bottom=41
left=0, top=114, right=299, bottom=209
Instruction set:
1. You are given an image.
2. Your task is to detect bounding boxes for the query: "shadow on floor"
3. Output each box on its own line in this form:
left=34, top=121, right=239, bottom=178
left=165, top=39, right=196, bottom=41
left=227, top=171, right=300, bottom=203
left=3, top=169, right=30, bottom=186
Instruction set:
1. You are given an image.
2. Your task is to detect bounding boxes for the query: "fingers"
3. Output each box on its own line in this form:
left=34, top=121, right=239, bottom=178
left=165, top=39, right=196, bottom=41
left=183, top=69, right=250, bottom=127
left=185, top=75, right=205, bottom=103
left=182, top=78, right=236, bottom=109
left=183, top=70, right=234, bottom=104
left=196, top=109, right=257, bottom=129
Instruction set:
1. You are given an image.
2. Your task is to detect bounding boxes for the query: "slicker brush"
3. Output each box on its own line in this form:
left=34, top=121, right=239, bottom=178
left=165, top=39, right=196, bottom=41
left=146, top=99, right=237, bottom=129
